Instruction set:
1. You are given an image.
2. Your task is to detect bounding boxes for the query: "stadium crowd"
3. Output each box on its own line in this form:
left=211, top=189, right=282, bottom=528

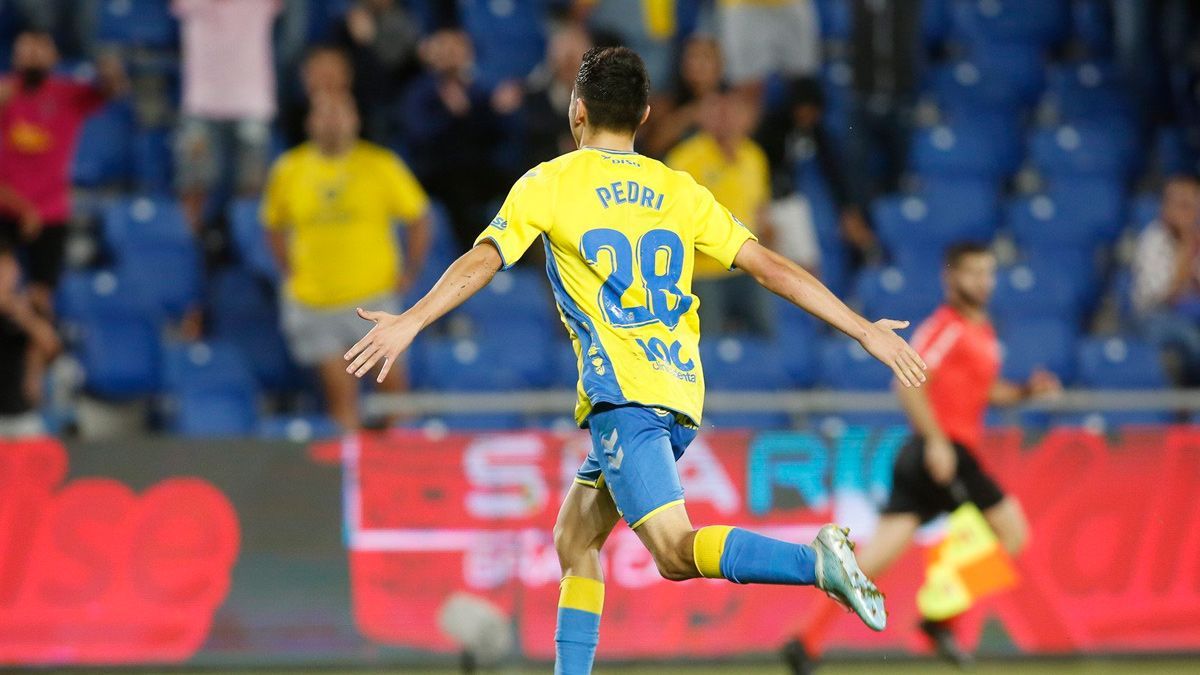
left=0, top=0, right=1197, bottom=438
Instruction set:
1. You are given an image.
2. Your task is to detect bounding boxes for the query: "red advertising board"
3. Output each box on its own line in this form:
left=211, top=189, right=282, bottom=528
left=317, top=425, right=1200, bottom=658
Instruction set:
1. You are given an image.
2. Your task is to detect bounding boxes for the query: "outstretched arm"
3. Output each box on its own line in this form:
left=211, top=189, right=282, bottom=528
left=344, top=242, right=503, bottom=382
left=733, top=240, right=927, bottom=387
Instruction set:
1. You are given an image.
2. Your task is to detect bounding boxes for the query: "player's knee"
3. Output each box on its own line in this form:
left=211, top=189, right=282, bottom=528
left=650, top=548, right=698, bottom=582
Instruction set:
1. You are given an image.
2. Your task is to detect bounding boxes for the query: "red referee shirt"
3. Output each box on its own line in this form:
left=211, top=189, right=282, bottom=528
left=909, top=305, right=1001, bottom=450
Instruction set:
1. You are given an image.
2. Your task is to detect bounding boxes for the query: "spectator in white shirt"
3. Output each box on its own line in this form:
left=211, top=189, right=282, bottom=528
left=1132, top=175, right=1200, bottom=385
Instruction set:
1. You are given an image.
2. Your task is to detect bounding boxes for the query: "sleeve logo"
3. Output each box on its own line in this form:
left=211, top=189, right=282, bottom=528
left=490, top=216, right=508, bottom=230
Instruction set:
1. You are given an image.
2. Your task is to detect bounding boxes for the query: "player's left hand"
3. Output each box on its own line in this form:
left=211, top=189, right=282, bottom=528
left=860, top=319, right=928, bottom=388
left=345, top=308, right=421, bottom=383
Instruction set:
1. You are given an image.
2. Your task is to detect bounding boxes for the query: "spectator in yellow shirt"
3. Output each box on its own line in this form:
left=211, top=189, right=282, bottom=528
left=666, top=90, right=775, bottom=335
left=261, top=92, right=431, bottom=430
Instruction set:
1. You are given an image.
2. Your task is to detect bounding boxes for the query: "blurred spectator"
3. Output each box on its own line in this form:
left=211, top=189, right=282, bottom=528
left=846, top=0, right=924, bottom=203
left=641, top=34, right=723, bottom=158
left=173, top=0, right=281, bottom=234
left=11, top=0, right=97, bottom=59
left=0, top=240, right=60, bottom=438
left=1113, top=0, right=1200, bottom=126
left=715, top=0, right=820, bottom=101
left=0, top=30, right=126, bottom=316
left=667, top=90, right=775, bottom=335
left=1132, top=175, right=1200, bottom=385
left=400, top=29, right=513, bottom=249
left=522, top=25, right=591, bottom=165
left=261, top=93, right=431, bottom=430
left=280, top=45, right=355, bottom=148
left=333, top=0, right=422, bottom=144
left=757, top=77, right=876, bottom=268
left=577, top=0, right=681, bottom=90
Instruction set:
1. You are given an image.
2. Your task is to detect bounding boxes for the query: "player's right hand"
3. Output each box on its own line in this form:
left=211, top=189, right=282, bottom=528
left=345, top=308, right=421, bottom=383
left=860, top=319, right=928, bottom=388
left=924, top=436, right=957, bottom=486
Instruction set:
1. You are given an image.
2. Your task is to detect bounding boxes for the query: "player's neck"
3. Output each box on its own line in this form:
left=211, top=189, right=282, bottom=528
left=950, top=300, right=988, bottom=323
left=579, top=128, right=637, bottom=154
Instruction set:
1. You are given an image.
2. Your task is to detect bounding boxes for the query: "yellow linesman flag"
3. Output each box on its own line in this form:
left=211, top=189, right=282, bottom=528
left=916, top=502, right=1019, bottom=621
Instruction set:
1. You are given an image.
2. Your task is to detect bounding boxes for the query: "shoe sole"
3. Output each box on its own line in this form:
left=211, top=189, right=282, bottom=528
left=813, top=524, right=887, bottom=632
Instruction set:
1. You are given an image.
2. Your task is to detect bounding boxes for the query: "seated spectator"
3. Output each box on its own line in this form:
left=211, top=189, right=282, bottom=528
left=757, top=77, right=876, bottom=268
left=0, top=30, right=126, bottom=316
left=279, top=45, right=355, bottom=149
left=522, top=24, right=592, bottom=165
left=641, top=34, right=724, bottom=158
left=715, top=0, right=820, bottom=103
left=400, top=29, right=512, bottom=248
left=261, top=93, right=431, bottom=431
left=666, top=89, right=775, bottom=335
left=0, top=240, right=60, bottom=438
left=333, top=0, right=422, bottom=144
left=1132, top=175, right=1200, bottom=385
left=173, top=0, right=281, bottom=235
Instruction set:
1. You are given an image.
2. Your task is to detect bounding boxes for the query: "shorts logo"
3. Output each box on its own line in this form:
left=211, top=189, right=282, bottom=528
left=490, top=216, right=508, bottom=230
left=636, top=337, right=697, bottom=383
left=601, top=429, right=624, bottom=469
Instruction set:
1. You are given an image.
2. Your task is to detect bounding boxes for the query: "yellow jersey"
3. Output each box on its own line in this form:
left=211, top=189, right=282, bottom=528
left=665, top=132, right=770, bottom=279
left=474, top=147, right=757, bottom=426
left=261, top=141, right=429, bottom=308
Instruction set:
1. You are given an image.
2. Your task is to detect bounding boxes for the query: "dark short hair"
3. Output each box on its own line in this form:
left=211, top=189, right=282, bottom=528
left=575, top=46, right=649, bottom=133
left=1165, top=173, right=1200, bottom=190
left=944, top=242, right=992, bottom=269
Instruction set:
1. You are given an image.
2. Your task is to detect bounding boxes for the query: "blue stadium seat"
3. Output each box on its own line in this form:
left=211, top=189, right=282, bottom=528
left=910, top=120, right=1014, bottom=180
left=453, top=268, right=554, bottom=329
left=816, top=0, right=852, bottom=41
left=921, top=0, right=953, bottom=46
left=103, top=196, right=204, bottom=317
left=950, top=0, right=1070, bottom=46
left=1076, top=337, right=1168, bottom=389
left=257, top=414, right=340, bottom=441
left=1029, top=123, right=1134, bottom=179
left=996, top=317, right=1078, bottom=383
left=420, top=332, right=553, bottom=391
left=425, top=413, right=525, bottom=431
left=927, top=45, right=1045, bottom=111
left=1072, top=0, right=1113, bottom=57
left=207, top=268, right=300, bottom=392
left=133, top=129, right=174, bottom=195
left=873, top=179, right=1000, bottom=259
left=1152, top=126, right=1195, bottom=176
left=817, top=336, right=895, bottom=391
left=59, top=270, right=164, bottom=399
left=164, top=341, right=260, bottom=437
left=229, top=198, right=281, bottom=281
left=991, top=262, right=1085, bottom=323
left=103, top=196, right=191, bottom=250
left=97, top=0, right=177, bottom=47
left=773, top=297, right=819, bottom=386
left=72, top=101, right=135, bottom=187
left=458, top=0, right=545, bottom=86
left=1006, top=178, right=1126, bottom=248
left=853, top=265, right=941, bottom=325
left=701, top=336, right=790, bottom=391
left=550, top=338, right=579, bottom=388
left=1045, top=61, right=1137, bottom=125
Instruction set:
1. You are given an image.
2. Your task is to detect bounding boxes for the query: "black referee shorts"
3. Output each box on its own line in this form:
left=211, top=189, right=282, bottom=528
left=882, top=435, right=1006, bottom=524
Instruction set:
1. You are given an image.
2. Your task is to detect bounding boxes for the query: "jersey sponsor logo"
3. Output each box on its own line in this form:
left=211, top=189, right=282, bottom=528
left=600, top=154, right=642, bottom=168
left=636, top=337, right=697, bottom=383
left=489, top=215, right=508, bottom=230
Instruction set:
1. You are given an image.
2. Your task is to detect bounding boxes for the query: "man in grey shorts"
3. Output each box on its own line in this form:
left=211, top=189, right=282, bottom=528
left=262, top=93, right=431, bottom=430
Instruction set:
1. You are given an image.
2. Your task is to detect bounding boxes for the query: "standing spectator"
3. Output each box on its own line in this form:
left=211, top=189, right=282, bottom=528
left=522, top=24, right=592, bottom=165
left=0, top=241, right=60, bottom=438
left=1131, top=175, right=1200, bottom=385
left=279, top=45, right=355, bottom=148
left=0, top=30, right=126, bottom=316
left=400, top=29, right=511, bottom=249
left=577, top=0, right=682, bottom=90
left=173, top=0, right=281, bottom=235
left=715, top=0, right=821, bottom=102
left=333, top=0, right=423, bottom=144
left=757, top=77, right=877, bottom=268
left=641, top=34, right=724, bottom=158
left=262, top=93, right=432, bottom=431
left=666, top=90, right=775, bottom=335
left=845, top=0, right=925, bottom=203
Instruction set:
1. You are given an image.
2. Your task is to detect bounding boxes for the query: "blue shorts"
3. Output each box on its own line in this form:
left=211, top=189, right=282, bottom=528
left=575, top=404, right=699, bottom=529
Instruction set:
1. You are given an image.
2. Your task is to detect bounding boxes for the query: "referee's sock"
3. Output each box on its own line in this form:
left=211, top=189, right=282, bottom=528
left=554, top=575, right=604, bottom=675
left=693, top=526, right=817, bottom=585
